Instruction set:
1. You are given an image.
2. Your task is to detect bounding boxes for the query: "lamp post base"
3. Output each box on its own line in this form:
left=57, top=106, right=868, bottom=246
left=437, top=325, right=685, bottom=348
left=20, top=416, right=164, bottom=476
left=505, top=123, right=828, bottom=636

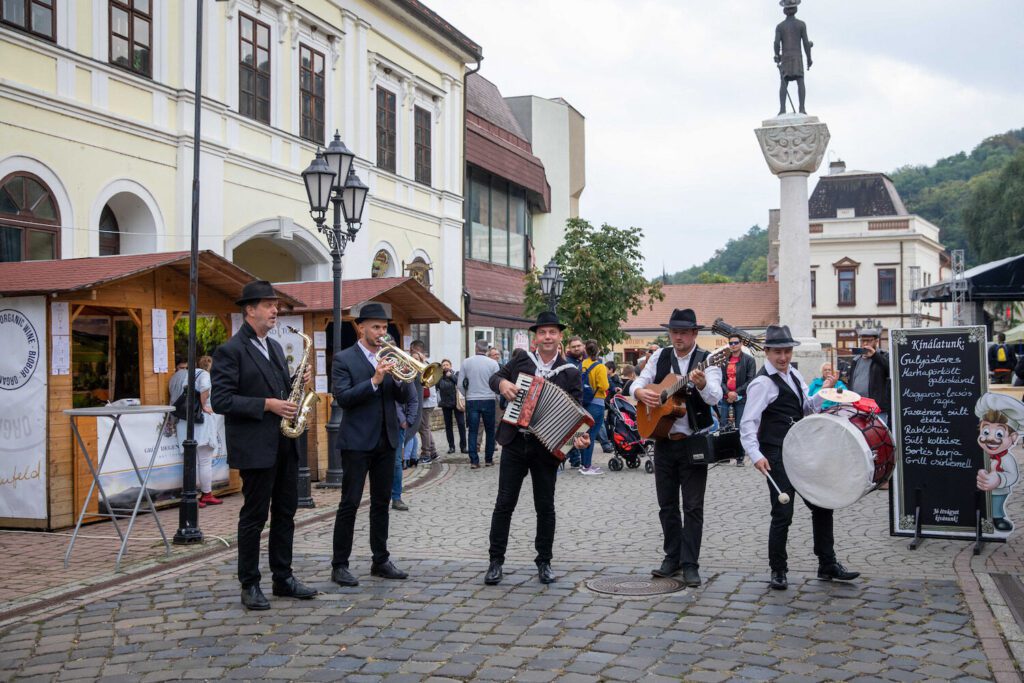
left=173, top=526, right=204, bottom=545
left=297, top=437, right=316, bottom=508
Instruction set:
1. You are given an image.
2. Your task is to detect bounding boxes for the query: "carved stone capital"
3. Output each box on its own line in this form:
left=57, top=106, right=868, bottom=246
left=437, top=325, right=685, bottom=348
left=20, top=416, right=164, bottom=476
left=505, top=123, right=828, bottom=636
left=754, top=114, right=830, bottom=176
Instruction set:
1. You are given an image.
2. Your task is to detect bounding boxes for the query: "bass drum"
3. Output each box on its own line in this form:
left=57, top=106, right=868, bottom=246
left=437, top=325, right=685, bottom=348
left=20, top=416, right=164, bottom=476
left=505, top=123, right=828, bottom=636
left=782, top=405, right=894, bottom=510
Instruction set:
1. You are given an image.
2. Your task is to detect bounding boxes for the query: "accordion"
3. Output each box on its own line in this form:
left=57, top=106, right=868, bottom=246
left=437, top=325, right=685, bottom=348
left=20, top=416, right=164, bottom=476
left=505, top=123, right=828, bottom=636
left=502, top=373, right=595, bottom=460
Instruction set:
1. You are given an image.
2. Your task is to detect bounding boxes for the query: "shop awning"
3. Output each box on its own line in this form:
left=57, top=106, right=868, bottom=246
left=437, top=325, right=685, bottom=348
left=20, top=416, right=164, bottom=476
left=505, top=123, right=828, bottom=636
left=911, top=253, right=1024, bottom=303
left=0, top=251, right=304, bottom=308
left=275, top=277, right=460, bottom=324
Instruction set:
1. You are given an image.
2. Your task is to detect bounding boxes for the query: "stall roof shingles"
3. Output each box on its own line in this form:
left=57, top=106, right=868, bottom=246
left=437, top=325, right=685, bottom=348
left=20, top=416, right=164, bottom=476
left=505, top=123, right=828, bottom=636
left=0, top=251, right=303, bottom=307
left=624, top=282, right=780, bottom=331
left=275, top=277, right=460, bottom=323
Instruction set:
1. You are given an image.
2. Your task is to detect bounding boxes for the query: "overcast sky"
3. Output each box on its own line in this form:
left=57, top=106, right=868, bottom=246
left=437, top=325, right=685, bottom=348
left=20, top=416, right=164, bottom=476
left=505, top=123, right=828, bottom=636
left=426, top=0, right=1024, bottom=277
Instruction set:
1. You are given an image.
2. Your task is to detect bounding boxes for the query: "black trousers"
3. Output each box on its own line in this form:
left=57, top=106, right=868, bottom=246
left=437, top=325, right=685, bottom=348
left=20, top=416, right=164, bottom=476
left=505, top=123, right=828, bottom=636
left=653, top=439, right=708, bottom=569
left=442, top=406, right=467, bottom=449
left=488, top=435, right=559, bottom=565
left=237, top=437, right=298, bottom=587
left=763, top=445, right=836, bottom=572
left=332, top=441, right=394, bottom=568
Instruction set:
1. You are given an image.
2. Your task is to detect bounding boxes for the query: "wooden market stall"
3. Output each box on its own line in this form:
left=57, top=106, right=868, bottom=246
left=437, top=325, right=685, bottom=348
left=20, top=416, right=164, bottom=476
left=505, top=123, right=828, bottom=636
left=0, top=251, right=302, bottom=530
left=274, top=277, right=460, bottom=479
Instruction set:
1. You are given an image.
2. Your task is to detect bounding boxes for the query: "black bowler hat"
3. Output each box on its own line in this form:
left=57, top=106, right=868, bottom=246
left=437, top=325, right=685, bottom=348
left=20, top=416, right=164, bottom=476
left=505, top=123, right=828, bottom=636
left=235, top=280, right=279, bottom=306
left=661, top=308, right=704, bottom=330
left=355, top=301, right=391, bottom=323
left=763, top=324, right=802, bottom=348
left=529, top=310, right=567, bottom=333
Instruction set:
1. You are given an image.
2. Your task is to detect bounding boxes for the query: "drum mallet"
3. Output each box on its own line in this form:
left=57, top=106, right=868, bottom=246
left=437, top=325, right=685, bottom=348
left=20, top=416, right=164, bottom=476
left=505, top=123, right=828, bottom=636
left=763, top=470, right=791, bottom=505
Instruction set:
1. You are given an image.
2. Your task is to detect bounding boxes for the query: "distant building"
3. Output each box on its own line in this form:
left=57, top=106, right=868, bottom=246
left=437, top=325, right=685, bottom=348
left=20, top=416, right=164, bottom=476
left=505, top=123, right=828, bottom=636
left=615, top=282, right=780, bottom=365
left=462, top=73, right=584, bottom=360
left=768, top=160, right=948, bottom=360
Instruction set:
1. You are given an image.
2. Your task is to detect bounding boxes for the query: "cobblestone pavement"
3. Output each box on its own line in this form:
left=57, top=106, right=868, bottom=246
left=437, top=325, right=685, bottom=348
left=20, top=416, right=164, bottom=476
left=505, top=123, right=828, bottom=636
left=0, top=448, right=1021, bottom=681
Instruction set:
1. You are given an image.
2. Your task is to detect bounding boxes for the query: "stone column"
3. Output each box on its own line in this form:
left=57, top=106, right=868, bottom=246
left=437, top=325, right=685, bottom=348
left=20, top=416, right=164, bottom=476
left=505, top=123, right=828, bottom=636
left=755, top=114, right=830, bottom=373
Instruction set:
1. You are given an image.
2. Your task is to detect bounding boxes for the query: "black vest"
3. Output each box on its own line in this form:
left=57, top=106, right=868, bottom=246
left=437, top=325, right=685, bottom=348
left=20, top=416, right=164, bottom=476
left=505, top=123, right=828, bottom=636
left=756, top=368, right=806, bottom=449
left=653, top=346, right=713, bottom=433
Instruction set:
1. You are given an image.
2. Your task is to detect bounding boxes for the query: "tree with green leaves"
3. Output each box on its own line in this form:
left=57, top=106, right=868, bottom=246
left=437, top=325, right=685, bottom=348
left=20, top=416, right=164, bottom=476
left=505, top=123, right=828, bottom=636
left=524, top=218, right=663, bottom=349
left=174, top=316, right=228, bottom=358
left=963, top=147, right=1024, bottom=264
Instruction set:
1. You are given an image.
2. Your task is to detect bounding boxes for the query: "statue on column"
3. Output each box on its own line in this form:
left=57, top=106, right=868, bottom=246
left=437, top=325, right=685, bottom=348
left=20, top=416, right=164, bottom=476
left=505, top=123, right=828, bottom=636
left=774, top=0, right=814, bottom=115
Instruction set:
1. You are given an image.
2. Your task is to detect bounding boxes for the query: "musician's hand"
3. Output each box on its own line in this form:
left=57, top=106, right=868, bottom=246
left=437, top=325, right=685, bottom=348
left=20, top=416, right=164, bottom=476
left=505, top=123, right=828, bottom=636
left=266, top=398, right=298, bottom=419
left=302, top=364, right=312, bottom=385
left=977, top=468, right=1000, bottom=492
left=689, top=368, right=706, bottom=390
left=498, top=379, right=519, bottom=402
left=573, top=433, right=590, bottom=450
left=636, top=388, right=662, bottom=408
left=754, top=459, right=771, bottom=475
left=372, top=360, right=395, bottom=386
left=727, top=391, right=738, bottom=403
left=203, top=404, right=214, bottom=415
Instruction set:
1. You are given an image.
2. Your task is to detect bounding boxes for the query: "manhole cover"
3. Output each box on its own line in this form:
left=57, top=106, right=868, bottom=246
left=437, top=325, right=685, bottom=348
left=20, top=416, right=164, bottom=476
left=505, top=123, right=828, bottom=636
left=584, top=576, right=686, bottom=596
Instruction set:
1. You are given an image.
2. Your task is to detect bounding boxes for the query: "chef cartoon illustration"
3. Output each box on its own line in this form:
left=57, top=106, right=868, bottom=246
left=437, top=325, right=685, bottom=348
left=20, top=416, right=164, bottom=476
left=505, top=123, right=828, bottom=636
left=975, top=392, right=1024, bottom=533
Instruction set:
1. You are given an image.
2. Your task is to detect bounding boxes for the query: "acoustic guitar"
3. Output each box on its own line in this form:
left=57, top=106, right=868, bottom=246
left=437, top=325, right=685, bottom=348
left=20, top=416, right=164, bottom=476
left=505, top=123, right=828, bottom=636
left=636, top=347, right=731, bottom=439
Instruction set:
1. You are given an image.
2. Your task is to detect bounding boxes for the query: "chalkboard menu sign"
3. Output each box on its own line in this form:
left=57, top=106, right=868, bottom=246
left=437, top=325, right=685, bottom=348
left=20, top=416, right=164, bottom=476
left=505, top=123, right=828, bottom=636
left=890, top=326, right=996, bottom=541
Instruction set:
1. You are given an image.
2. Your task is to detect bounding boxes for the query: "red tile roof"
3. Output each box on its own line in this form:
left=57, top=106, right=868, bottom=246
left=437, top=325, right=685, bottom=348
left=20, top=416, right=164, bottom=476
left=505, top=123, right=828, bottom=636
left=0, top=251, right=303, bottom=307
left=275, top=277, right=459, bottom=324
left=624, top=282, right=780, bottom=332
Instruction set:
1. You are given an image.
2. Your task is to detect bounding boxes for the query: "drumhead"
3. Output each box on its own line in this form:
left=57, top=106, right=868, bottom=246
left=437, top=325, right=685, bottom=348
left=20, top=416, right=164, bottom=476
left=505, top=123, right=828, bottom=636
left=782, top=413, right=874, bottom=509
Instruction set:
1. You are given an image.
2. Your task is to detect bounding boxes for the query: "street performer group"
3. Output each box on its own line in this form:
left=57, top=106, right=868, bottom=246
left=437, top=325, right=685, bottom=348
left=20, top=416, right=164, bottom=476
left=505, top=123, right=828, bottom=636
left=212, top=278, right=861, bottom=609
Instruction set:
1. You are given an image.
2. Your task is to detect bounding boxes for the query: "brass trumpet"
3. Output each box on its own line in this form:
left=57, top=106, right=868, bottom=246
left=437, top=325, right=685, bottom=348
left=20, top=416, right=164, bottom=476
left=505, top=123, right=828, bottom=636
left=375, top=334, right=443, bottom=387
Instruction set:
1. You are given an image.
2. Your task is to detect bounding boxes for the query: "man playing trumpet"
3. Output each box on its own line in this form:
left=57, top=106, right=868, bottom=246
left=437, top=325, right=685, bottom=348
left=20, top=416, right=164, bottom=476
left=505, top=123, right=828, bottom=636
left=329, top=302, right=409, bottom=586
left=740, top=324, right=859, bottom=590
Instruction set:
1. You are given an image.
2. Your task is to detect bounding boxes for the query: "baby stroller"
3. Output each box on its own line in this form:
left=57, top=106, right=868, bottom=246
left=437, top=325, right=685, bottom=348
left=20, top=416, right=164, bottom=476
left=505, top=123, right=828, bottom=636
left=605, top=393, right=654, bottom=473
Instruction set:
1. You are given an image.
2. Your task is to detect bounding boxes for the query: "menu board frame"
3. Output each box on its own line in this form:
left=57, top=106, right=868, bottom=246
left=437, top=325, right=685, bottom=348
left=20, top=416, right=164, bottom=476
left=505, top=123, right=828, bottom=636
left=889, top=325, right=998, bottom=543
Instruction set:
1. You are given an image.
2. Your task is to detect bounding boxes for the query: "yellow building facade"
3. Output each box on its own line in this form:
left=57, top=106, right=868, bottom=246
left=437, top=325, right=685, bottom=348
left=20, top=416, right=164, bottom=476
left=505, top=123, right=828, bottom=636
left=0, top=0, right=479, bottom=360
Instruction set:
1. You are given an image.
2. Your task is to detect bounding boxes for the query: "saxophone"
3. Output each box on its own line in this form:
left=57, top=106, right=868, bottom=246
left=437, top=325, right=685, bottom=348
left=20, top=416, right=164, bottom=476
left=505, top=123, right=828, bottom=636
left=280, top=326, right=320, bottom=438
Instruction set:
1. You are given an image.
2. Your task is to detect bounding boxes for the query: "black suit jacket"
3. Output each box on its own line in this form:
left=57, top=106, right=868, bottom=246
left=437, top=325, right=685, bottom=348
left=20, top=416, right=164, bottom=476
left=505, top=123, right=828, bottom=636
left=488, top=352, right=583, bottom=447
left=331, top=342, right=400, bottom=452
left=211, top=322, right=296, bottom=470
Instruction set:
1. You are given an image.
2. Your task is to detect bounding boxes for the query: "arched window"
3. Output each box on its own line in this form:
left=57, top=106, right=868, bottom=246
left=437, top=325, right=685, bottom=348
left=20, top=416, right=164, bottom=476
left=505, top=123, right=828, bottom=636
left=371, top=249, right=392, bottom=278
left=99, top=205, right=121, bottom=256
left=0, top=172, right=60, bottom=262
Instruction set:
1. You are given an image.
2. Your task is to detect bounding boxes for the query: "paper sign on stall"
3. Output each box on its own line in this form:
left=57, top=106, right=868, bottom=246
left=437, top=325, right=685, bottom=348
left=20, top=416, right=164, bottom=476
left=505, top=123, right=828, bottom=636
left=231, top=313, right=243, bottom=336
left=51, top=335, right=70, bottom=375
left=314, top=331, right=326, bottom=350
left=315, top=375, right=328, bottom=393
left=316, top=350, right=327, bottom=374
left=151, top=309, right=168, bottom=373
left=51, top=302, right=69, bottom=335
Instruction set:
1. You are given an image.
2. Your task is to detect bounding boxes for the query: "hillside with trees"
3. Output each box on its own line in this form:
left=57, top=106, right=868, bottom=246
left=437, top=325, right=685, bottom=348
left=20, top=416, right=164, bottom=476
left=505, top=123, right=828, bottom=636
left=662, top=225, right=768, bottom=284
left=890, top=128, right=1024, bottom=265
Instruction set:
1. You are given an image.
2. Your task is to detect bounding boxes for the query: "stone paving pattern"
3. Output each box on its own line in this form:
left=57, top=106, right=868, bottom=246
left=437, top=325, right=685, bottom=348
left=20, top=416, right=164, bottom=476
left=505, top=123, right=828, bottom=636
left=0, top=445, right=1021, bottom=681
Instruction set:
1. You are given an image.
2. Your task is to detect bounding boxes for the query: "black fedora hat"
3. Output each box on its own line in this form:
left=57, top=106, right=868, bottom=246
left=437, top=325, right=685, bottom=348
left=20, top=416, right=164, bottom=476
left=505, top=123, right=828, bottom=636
left=529, top=310, right=567, bottom=333
left=763, top=324, right=801, bottom=348
left=235, top=280, right=279, bottom=306
left=661, top=308, right=704, bottom=330
left=355, top=301, right=391, bottom=323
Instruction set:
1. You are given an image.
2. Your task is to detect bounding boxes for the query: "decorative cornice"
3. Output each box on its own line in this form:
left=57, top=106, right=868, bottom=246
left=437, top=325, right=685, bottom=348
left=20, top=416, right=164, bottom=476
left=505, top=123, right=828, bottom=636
left=755, top=115, right=830, bottom=176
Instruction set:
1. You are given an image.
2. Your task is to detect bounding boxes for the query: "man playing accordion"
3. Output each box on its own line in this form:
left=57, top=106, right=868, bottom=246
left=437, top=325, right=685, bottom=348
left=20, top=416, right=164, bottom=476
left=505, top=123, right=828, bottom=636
left=485, top=311, right=590, bottom=586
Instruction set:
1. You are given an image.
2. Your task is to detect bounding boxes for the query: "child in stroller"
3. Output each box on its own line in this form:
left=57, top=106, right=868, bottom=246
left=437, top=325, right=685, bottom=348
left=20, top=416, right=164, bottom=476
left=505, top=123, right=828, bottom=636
left=605, top=391, right=654, bottom=473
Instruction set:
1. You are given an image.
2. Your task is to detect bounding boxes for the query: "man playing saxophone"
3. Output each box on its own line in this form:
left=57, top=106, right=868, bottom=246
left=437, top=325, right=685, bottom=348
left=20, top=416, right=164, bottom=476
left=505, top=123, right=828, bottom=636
left=211, top=280, right=316, bottom=610
left=329, top=302, right=409, bottom=586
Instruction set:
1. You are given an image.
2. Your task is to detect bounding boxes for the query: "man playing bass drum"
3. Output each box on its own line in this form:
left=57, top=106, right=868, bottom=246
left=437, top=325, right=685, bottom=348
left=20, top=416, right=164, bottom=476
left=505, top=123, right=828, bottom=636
left=484, top=311, right=590, bottom=586
left=740, top=324, right=859, bottom=591
left=631, top=308, right=723, bottom=587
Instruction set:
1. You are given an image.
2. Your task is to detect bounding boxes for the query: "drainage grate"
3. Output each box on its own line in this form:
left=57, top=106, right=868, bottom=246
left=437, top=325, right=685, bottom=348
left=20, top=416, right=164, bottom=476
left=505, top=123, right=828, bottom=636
left=991, top=573, right=1024, bottom=632
left=585, top=575, right=687, bottom=596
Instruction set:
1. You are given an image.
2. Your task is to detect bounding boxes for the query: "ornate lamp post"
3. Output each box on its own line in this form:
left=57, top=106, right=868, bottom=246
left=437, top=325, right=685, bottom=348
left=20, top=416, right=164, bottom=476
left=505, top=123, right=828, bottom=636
left=539, top=259, right=565, bottom=313
left=302, top=131, right=369, bottom=490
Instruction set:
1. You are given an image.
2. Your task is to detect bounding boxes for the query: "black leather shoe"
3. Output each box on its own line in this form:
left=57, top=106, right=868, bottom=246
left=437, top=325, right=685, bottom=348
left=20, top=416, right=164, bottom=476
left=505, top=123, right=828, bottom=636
left=484, top=560, right=503, bottom=585
left=447, top=447, right=456, bottom=454
left=651, top=559, right=681, bottom=578
left=330, top=566, right=359, bottom=587
left=770, top=571, right=788, bottom=590
left=272, top=576, right=317, bottom=599
left=817, top=563, right=860, bottom=582
left=391, top=499, right=409, bottom=511
left=460, top=447, right=468, bottom=454
left=681, top=567, right=702, bottom=587
left=241, top=584, right=270, bottom=610
left=370, top=561, right=408, bottom=580
left=994, top=517, right=1014, bottom=532
left=537, top=562, right=556, bottom=584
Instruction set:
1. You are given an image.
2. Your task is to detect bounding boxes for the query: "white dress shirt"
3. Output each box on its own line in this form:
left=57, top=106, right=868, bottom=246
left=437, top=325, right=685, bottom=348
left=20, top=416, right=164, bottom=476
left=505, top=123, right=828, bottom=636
left=359, top=340, right=381, bottom=391
left=739, top=362, right=826, bottom=465
left=251, top=334, right=271, bottom=360
left=630, top=346, right=724, bottom=436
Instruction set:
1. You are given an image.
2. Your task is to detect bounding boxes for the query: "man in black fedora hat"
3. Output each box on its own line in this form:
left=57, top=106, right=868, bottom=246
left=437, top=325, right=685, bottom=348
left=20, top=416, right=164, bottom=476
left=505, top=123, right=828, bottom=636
left=740, top=324, right=859, bottom=590
left=484, top=311, right=590, bottom=586
left=211, top=279, right=317, bottom=610
left=631, top=308, right=723, bottom=587
left=329, top=301, right=409, bottom=586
